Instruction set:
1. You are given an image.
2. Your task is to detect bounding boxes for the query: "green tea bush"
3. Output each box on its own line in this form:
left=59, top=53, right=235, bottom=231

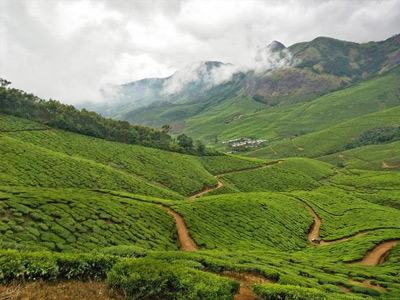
left=0, top=114, right=217, bottom=196
left=219, top=158, right=333, bottom=193
left=106, top=258, right=239, bottom=300
left=0, top=250, right=118, bottom=283
left=197, top=155, right=267, bottom=174
left=253, top=283, right=327, bottom=300
left=0, top=187, right=178, bottom=252
left=319, top=140, right=400, bottom=171
left=173, top=192, right=312, bottom=251
left=97, top=245, right=148, bottom=258
left=0, top=135, right=181, bottom=199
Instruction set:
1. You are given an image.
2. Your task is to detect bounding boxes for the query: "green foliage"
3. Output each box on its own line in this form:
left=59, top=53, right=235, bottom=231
left=197, top=155, right=268, bottom=174
left=173, top=193, right=312, bottom=251
left=0, top=87, right=183, bottom=153
left=252, top=283, right=368, bottom=300
left=177, top=133, right=193, bottom=150
left=345, top=126, right=400, bottom=150
left=252, top=105, right=400, bottom=159
left=0, top=114, right=217, bottom=196
left=219, top=158, right=333, bottom=193
left=319, top=140, right=400, bottom=171
left=253, top=283, right=327, bottom=300
left=0, top=135, right=181, bottom=199
left=332, top=169, right=400, bottom=190
left=0, top=187, right=178, bottom=252
left=106, top=258, right=239, bottom=300
left=96, top=246, right=148, bottom=258
left=0, top=249, right=118, bottom=282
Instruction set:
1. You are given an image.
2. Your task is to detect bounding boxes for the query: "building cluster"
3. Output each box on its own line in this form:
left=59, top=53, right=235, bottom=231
left=222, top=138, right=267, bottom=152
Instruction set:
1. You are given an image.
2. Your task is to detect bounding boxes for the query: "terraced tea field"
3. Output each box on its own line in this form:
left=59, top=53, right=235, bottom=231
left=1, top=113, right=400, bottom=300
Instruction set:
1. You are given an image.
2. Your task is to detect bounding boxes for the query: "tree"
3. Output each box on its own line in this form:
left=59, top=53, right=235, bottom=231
left=161, top=124, right=171, bottom=133
left=177, top=134, right=193, bottom=150
left=0, top=78, right=11, bottom=87
left=195, top=140, right=206, bottom=155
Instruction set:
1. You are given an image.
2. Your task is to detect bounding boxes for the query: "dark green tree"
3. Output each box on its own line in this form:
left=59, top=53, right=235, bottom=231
left=161, top=124, right=171, bottom=133
left=177, top=134, right=193, bottom=150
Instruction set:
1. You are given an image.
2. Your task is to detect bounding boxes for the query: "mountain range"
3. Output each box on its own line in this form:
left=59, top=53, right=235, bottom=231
left=83, top=34, right=400, bottom=154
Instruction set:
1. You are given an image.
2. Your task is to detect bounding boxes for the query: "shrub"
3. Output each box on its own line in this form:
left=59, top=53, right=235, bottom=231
left=106, top=258, right=239, bottom=300
left=253, top=283, right=327, bottom=300
left=0, top=250, right=119, bottom=283
left=97, top=245, right=148, bottom=258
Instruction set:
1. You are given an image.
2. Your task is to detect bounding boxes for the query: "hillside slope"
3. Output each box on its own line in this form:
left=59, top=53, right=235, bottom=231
left=94, top=34, right=400, bottom=147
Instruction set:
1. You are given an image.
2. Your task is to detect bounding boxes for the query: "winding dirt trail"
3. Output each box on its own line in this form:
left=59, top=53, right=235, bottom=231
left=305, top=204, right=369, bottom=246
left=189, top=160, right=283, bottom=200
left=304, top=202, right=399, bottom=266
left=188, top=181, right=223, bottom=200
left=158, top=160, right=397, bottom=299
left=158, top=205, right=197, bottom=251
left=349, top=279, right=387, bottom=291
left=350, top=240, right=399, bottom=266
left=221, top=271, right=275, bottom=300
left=158, top=203, right=274, bottom=300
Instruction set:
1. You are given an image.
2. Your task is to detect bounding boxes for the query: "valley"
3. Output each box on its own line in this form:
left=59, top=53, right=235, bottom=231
left=1, top=32, right=400, bottom=300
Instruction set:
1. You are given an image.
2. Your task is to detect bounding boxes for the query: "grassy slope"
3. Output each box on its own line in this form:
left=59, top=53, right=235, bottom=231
left=183, top=67, right=400, bottom=146
left=3, top=106, right=400, bottom=298
left=0, top=186, right=178, bottom=252
left=197, top=154, right=269, bottom=174
left=0, top=114, right=217, bottom=197
left=172, top=192, right=312, bottom=251
left=291, top=186, right=400, bottom=240
left=213, top=158, right=334, bottom=194
left=248, top=105, right=400, bottom=159
left=318, top=140, right=400, bottom=170
left=0, top=135, right=181, bottom=199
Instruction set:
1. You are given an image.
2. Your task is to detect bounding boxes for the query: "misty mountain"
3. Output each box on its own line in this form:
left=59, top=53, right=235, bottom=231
left=83, top=61, right=236, bottom=118
left=84, top=34, right=400, bottom=134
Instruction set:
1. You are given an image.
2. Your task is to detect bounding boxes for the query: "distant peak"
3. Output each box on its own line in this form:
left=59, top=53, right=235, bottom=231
left=267, top=41, right=286, bottom=52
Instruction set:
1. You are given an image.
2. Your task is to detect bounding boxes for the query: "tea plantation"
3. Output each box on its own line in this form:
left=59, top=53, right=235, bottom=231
left=0, top=187, right=179, bottom=252
left=2, top=113, right=400, bottom=300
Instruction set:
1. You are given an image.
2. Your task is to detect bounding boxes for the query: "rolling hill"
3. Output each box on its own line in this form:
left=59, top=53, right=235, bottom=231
left=2, top=34, right=400, bottom=300
left=86, top=34, right=400, bottom=147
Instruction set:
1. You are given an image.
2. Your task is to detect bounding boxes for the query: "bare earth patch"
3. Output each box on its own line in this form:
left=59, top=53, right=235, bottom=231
left=221, top=271, right=275, bottom=300
left=0, top=281, right=124, bottom=300
left=159, top=204, right=198, bottom=251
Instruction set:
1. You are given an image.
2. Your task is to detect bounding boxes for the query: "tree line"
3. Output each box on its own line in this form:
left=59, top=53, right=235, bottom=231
left=0, top=79, right=214, bottom=155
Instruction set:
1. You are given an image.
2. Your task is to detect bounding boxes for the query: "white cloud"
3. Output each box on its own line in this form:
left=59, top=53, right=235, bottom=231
left=1, top=0, right=399, bottom=104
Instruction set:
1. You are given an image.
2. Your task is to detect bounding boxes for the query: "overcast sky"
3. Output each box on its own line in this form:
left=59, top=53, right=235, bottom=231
left=1, top=0, right=399, bottom=104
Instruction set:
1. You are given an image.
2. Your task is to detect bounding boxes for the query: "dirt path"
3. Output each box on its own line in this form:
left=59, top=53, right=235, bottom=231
left=0, top=281, right=124, bottom=300
left=221, top=271, right=275, bottom=300
left=350, top=240, right=399, bottom=266
left=188, top=181, right=223, bottom=200
left=189, top=160, right=283, bottom=200
left=305, top=204, right=369, bottom=246
left=158, top=205, right=198, bottom=251
left=348, top=279, right=386, bottom=291
left=304, top=201, right=399, bottom=266
left=159, top=204, right=274, bottom=300
left=382, top=161, right=398, bottom=169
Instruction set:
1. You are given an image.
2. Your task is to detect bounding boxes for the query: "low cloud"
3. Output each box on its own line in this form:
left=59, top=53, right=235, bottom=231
left=1, top=0, right=399, bottom=104
left=162, top=43, right=299, bottom=96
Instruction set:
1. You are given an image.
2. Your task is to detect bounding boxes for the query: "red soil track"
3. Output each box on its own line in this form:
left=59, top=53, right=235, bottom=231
left=305, top=204, right=369, bottom=246
left=189, top=160, right=283, bottom=199
left=304, top=202, right=398, bottom=266
left=350, top=240, right=399, bottom=266
left=221, top=271, right=275, bottom=300
left=158, top=204, right=197, bottom=251
left=160, top=159, right=397, bottom=300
